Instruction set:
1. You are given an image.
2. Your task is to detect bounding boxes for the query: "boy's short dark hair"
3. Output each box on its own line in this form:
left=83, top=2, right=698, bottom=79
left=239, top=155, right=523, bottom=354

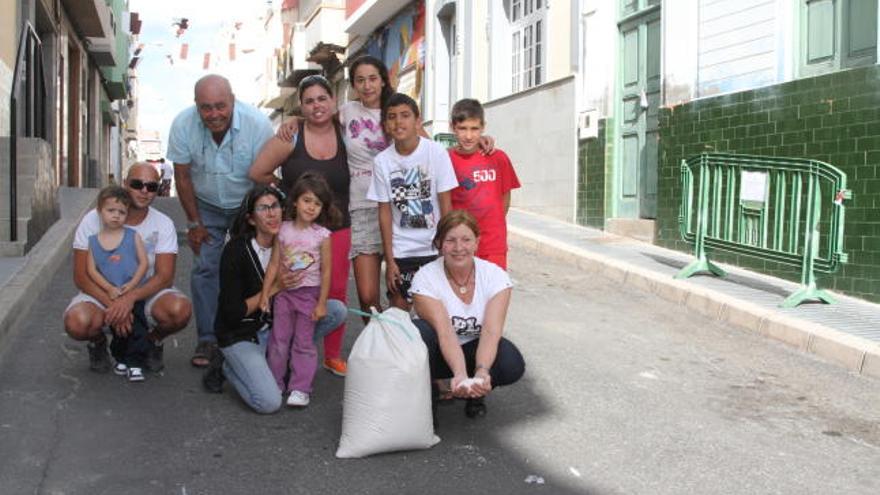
left=96, top=185, right=132, bottom=210
left=450, top=98, right=485, bottom=126
left=381, top=92, right=420, bottom=124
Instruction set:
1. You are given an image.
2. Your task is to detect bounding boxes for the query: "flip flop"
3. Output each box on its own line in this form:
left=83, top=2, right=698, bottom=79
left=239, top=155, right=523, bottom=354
left=191, top=341, right=215, bottom=368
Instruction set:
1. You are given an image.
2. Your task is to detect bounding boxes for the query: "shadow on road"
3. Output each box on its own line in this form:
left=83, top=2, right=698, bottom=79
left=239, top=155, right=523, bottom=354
left=0, top=198, right=602, bottom=495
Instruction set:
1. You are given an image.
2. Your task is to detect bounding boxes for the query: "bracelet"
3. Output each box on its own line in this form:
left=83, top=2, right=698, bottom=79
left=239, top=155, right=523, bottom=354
left=186, top=221, right=201, bottom=230
left=475, top=364, right=489, bottom=372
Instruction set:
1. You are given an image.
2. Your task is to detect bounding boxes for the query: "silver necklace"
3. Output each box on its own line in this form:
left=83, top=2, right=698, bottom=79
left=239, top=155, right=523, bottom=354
left=445, top=263, right=474, bottom=295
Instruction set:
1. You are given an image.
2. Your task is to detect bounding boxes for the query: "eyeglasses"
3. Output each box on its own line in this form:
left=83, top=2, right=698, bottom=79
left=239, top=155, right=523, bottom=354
left=129, top=179, right=160, bottom=193
left=254, top=202, right=281, bottom=214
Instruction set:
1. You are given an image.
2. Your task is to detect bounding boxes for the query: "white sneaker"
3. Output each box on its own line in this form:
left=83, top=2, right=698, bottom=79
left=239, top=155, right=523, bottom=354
left=286, top=390, right=309, bottom=407
left=114, top=363, right=128, bottom=376
left=127, top=367, right=145, bottom=382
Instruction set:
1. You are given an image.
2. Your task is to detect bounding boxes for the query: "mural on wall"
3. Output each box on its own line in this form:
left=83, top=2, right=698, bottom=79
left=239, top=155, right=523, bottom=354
left=364, top=1, right=425, bottom=102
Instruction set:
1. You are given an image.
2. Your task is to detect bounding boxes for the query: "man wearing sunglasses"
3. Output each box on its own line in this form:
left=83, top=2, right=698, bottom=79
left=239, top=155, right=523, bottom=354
left=64, top=163, right=192, bottom=373
left=167, top=74, right=274, bottom=367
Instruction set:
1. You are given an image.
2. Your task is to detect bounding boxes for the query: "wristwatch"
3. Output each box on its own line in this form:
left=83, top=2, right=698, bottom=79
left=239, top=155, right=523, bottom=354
left=187, top=221, right=202, bottom=230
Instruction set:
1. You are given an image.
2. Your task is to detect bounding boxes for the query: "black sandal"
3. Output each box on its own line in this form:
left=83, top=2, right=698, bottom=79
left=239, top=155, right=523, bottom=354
left=202, top=352, right=225, bottom=394
left=464, top=398, right=487, bottom=418
left=191, top=341, right=216, bottom=368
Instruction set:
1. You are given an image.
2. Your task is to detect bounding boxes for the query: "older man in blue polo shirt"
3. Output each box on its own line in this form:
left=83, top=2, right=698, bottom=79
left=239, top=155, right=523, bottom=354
left=167, top=74, right=274, bottom=367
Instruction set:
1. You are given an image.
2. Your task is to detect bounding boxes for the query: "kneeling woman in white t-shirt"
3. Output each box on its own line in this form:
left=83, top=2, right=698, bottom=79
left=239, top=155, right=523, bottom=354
left=411, top=210, right=525, bottom=425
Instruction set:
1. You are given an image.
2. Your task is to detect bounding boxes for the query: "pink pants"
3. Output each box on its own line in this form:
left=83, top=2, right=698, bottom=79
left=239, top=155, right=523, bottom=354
left=323, top=228, right=351, bottom=360
left=267, top=286, right=320, bottom=393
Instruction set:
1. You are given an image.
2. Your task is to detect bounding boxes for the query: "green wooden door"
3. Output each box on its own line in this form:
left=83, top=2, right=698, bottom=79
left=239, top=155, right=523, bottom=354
left=617, top=4, right=661, bottom=219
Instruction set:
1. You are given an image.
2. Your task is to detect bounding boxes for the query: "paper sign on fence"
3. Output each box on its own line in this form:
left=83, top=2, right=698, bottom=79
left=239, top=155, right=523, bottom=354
left=740, top=171, right=768, bottom=202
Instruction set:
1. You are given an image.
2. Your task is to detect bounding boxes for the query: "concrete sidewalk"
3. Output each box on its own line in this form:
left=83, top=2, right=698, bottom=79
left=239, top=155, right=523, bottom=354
left=0, top=187, right=96, bottom=343
left=508, top=208, right=880, bottom=379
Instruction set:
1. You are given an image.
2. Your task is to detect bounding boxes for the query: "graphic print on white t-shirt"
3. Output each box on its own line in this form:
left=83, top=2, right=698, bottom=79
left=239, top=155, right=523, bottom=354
left=347, top=116, right=387, bottom=152
left=390, top=165, right=434, bottom=229
left=451, top=316, right=481, bottom=338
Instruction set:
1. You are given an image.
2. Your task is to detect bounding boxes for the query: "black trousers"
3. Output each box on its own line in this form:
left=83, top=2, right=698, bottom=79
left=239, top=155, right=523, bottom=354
left=110, top=301, right=150, bottom=368
left=413, top=319, right=525, bottom=388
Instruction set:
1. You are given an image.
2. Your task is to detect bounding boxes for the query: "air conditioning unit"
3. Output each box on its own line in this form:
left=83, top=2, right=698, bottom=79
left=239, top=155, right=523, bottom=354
left=578, top=110, right=598, bottom=139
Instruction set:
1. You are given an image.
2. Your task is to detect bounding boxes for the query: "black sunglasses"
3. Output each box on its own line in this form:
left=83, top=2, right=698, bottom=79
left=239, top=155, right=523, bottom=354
left=129, top=179, right=160, bottom=193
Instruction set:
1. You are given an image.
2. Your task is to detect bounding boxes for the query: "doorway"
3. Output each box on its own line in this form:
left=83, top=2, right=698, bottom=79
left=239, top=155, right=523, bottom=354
left=616, top=2, right=660, bottom=219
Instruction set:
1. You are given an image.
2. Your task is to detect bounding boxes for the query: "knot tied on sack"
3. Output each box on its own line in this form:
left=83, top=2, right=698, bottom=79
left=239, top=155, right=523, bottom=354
left=347, top=307, right=415, bottom=341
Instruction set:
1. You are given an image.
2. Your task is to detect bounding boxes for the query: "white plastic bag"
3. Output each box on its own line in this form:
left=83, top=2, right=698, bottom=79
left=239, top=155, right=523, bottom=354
left=336, top=307, right=440, bottom=458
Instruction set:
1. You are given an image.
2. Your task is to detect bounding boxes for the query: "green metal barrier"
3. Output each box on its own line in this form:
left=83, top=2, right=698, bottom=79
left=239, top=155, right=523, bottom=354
left=433, top=132, right=457, bottom=149
left=676, top=153, right=850, bottom=308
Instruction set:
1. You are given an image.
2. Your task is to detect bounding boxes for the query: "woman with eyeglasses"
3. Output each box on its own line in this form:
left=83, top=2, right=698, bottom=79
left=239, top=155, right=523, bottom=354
left=250, top=75, right=353, bottom=377
left=203, top=185, right=347, bottom=412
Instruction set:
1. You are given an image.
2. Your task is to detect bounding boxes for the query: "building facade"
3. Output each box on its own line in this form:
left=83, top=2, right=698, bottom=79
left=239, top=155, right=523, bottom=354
left=654, top=0, right=880, bottom=302
left=1, top=0, right=134, bottom=254
left=332, top=0, right=880, bottom=302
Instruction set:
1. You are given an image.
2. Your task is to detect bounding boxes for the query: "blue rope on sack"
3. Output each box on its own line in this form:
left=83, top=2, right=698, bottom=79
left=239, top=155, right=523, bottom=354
left=346, top=307, right=415, bottom=341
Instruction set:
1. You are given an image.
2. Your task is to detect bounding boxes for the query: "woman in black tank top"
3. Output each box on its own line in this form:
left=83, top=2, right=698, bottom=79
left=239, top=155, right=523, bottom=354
left=248, top=75, right=352, bottom=379
left=280, top=120, right=350, bottom=228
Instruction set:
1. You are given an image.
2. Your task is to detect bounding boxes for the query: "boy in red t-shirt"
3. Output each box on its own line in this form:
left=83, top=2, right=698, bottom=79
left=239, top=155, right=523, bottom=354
left=448, top=99, right=521, bottom=269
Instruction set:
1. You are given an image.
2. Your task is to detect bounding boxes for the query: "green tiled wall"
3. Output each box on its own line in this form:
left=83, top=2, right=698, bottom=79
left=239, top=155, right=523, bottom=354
left=657, top=65, right=880, bottom=302
left=576, top=119, right=609, bottom=229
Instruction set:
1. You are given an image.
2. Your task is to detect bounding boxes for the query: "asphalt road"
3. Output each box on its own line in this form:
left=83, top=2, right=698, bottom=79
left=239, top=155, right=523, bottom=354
left=0, top=198, right=878, bottom=494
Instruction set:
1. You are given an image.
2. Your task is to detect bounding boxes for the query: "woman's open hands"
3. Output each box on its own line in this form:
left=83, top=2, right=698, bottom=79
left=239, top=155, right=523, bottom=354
left=452, top=373, right=491, bottom=398
left=451, top=374, right=470, bottom=399
left=471, top=370, right=492, bottom=397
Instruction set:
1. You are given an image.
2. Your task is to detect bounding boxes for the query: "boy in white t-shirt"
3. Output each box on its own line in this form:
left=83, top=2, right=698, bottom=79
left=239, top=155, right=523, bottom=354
left=366, top=93, right=458, bottom=310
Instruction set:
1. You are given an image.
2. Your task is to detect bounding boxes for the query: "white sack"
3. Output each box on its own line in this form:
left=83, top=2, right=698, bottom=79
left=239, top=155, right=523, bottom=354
left=336, top=307, right=439, bottom=458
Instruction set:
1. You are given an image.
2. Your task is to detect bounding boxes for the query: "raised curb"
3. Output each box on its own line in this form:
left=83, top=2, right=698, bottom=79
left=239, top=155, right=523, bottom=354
left=0, top=189, right=95, bottom=345
left=509, top=226, right=880, bottom=379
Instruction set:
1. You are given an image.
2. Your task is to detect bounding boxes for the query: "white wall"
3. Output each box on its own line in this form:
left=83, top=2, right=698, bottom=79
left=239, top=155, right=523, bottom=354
left=0, top=60, right=12, bottom=136
left=469, top=3, right=490, bottom=101
left=575, top=0, right=618, bottom=142
left=697, top=0, right=779, bottom=97
left=664, top=0, right=799, bottom=105
left=424, top=0, right=450, bottom=130
left=663, top=0, right=699, bottom=105
left=484, top=76, right=577, bottom=222
left=426, top=0, right=492, bottom=133
left=488, top=0, right=511, bottom=100
left=545, top=0, right=572, bottom=81
left=487, top=0, right=571, bottom=101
